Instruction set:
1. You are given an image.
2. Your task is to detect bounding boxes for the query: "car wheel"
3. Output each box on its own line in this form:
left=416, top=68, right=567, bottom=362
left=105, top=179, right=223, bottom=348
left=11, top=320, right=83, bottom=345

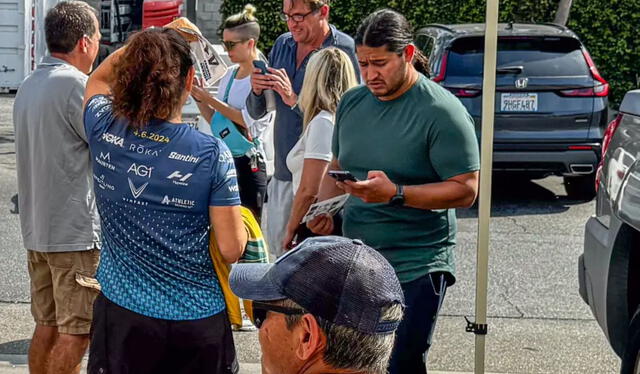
left=564, top=174, right=596, bottom=200
left=622, top=307, right=640, bottom=374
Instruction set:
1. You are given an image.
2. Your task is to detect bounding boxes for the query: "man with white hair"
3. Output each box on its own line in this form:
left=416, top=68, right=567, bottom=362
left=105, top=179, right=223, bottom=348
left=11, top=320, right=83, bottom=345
left=230, top=236, right=404, bottom=374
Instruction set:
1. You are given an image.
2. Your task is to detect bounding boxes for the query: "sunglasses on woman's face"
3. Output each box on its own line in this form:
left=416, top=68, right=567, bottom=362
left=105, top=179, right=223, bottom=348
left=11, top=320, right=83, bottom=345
left=251, top=301, right=306, bottom=329
left=222, top=39, right=249, bottom=51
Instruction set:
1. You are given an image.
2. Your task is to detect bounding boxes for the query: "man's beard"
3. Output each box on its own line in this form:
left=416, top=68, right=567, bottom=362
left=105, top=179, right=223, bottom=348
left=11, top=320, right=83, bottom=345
left=370, top=64, right=407, bottom=98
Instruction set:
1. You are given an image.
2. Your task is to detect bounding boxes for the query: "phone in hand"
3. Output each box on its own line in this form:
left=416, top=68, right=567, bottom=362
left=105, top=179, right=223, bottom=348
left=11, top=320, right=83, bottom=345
left=252, top=60, right=268, bottom=74
left=328, top=170, right=359, bottom=183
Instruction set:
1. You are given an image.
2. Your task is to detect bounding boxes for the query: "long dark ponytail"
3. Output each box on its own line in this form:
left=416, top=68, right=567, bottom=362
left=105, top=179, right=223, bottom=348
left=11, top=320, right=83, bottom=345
left=354, top=9, right=430, bottom=76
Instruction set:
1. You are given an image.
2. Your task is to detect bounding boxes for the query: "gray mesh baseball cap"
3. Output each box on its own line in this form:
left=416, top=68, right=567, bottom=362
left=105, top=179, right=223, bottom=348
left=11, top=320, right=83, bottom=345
left=229, top=236, right=404, bottom=335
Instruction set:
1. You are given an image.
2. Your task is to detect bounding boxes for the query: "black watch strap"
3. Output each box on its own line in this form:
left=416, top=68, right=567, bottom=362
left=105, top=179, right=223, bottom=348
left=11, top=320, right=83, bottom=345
left=389, top=184, right=405, bottom=206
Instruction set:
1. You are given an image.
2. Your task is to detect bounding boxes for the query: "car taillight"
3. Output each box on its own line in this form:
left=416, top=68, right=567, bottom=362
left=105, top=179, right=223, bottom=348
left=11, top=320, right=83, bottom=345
left=432, top=52, right=448, bottom=83
left=568, top=145, right=593, bottom=150
left=601, top=115, right=622, bottom=160
left=595, top=114, right=622, bottom=191
left=446, top=88, right=481, bottom=98
left=558, top=49, right=609, bottom=97
left=559, top=87, right=600, bottom=97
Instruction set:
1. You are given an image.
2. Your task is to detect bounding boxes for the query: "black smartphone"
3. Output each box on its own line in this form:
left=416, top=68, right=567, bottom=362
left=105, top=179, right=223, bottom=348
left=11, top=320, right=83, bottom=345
left=252, top=60, right=268, bottom=74
left=328, top=170, right=359, bottom=183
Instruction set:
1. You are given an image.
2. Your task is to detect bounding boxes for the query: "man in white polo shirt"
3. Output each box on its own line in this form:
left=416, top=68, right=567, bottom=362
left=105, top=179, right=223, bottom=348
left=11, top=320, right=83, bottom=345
left=13, top=2, right=101, bottom=373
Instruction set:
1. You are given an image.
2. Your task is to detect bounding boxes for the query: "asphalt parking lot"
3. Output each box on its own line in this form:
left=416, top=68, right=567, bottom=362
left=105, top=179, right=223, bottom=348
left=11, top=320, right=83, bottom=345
left=0, top=93, right=621, bottom=373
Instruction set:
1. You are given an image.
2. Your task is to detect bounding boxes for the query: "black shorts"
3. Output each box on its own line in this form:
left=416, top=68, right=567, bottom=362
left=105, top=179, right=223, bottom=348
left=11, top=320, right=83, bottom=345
left=88, top=293, right=238, bottom=374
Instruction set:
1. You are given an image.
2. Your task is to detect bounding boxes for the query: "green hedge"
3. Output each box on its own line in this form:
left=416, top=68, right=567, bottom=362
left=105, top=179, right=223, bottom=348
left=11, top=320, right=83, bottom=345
left=220, top=0, right=639, bottom=107
left=567, top=0, right=639, bottom=109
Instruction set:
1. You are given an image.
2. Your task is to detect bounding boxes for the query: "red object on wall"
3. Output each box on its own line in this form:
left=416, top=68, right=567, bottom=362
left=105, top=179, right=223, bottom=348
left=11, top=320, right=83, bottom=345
left=142, top=0, right=184, bottom=29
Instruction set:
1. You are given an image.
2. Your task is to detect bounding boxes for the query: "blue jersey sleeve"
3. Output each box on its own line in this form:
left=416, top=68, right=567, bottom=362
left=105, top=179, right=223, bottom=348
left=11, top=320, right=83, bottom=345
left=84, top=95, right=115, bottom=141
left=209, top=143, right=241, bottom=207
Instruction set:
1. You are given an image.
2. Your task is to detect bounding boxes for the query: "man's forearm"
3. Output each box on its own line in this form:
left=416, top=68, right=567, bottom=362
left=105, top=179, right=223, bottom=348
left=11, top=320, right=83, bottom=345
left=403, top=178, right=478, bottom=210
left=246, top=91, right=267, bottom=120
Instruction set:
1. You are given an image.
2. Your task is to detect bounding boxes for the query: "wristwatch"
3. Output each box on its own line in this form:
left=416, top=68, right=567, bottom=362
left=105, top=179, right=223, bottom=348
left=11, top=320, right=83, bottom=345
left=389, top=184, right=405, bottom=206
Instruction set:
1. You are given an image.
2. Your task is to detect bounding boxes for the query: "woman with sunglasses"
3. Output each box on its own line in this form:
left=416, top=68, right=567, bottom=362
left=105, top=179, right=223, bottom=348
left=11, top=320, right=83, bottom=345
left=191, top=4, right=274, bottom=221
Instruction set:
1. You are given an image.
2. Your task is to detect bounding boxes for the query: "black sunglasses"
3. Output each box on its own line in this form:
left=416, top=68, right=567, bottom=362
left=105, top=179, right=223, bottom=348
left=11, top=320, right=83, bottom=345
left=252, top=301, right=307, bottom=329
left=222, top=39, right=249, bottom=51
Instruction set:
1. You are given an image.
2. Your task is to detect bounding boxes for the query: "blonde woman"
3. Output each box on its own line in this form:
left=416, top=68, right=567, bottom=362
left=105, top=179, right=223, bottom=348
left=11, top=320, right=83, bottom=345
left=191, top=4, right=273, bottom=220
left=282, top=47, right=358, bottom=249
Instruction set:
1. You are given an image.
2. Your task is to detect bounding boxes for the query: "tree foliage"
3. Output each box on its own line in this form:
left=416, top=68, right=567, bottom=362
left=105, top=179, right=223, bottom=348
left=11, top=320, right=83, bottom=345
left=220, top=0, right=640, bottom=107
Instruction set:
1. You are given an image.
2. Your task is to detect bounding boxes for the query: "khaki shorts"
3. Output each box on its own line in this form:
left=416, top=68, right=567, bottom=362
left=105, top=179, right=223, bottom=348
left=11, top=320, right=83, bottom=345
left=28, top=249, right=100, bottom=335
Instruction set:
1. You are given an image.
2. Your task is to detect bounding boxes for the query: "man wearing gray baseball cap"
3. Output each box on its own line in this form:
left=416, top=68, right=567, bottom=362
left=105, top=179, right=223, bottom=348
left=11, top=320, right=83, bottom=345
left=230, top=236, right=404, bottom=374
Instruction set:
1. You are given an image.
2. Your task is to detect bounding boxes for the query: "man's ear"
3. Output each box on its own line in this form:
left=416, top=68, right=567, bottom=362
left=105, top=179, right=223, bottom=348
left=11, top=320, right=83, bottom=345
left=185, top=66, right=196, bottom=93
left=294, top=314, right=326, bottom=361
left=78, top=36, right=89, bottom=54
left=319, top=4, right=330, bottom=19
left=404, top=44, right=416, bottom=64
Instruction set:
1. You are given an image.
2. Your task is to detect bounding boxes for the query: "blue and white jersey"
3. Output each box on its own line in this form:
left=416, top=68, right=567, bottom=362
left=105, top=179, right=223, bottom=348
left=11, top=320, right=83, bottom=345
left=84, top=95, right=240, bottom=320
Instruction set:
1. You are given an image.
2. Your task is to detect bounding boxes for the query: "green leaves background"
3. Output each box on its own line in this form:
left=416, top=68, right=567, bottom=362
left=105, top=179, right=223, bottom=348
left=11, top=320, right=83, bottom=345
left=220, top=0, right=640, bottom=107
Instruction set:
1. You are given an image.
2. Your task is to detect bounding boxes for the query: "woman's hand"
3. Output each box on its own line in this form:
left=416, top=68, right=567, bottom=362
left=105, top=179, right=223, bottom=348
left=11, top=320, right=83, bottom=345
left=306, top=214, right=334, bottom=235
left=282, top=226, right=297, bottom=251
left=191, top=77, right=210, bottom=103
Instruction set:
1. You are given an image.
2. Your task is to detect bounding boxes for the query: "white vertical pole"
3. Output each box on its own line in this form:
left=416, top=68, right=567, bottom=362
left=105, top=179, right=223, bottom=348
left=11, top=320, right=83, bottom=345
left=475, top=0, right=499, bottom=373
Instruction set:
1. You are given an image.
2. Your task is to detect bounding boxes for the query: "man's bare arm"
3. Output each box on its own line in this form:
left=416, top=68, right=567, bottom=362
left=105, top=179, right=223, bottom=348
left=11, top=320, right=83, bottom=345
left=340, top=170, right=479, bottom=210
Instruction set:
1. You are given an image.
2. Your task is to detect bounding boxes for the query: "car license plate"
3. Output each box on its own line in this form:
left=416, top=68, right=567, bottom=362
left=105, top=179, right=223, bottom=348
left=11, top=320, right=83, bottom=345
left=501, top=93, right=538, bottom=112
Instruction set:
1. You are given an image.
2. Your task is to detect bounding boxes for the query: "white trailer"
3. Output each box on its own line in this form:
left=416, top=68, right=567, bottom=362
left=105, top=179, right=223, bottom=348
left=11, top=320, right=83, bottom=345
left=2, top=0, right=145, bottom=91
left=0, top=0, right=70, bottom=91
left=0, top=0, right=30, bottom=90
left=0, top=0, right=225, bottom=91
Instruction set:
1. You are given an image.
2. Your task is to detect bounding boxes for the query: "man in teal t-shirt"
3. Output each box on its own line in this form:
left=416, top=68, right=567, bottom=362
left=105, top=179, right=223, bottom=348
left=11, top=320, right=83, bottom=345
left=308, top=10, right=480, bottom=374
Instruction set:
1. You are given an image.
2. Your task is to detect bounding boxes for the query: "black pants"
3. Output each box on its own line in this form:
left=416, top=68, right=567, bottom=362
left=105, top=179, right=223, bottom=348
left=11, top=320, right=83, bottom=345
left=88, top=293, right=238, bottom=374
left=233, top=155, right=266, bottom=222
left=388, top=272, right=448, bottom=374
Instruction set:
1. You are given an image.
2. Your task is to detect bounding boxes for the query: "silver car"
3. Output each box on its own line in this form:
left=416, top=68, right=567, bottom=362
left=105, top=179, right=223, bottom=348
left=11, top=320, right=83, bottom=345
left=579, top=89, right=640, bottom=373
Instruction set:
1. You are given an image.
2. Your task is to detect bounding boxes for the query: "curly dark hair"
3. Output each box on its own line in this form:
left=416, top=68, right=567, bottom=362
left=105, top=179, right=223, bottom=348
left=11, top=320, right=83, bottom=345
left=111, top=28, right=194, bottom=127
